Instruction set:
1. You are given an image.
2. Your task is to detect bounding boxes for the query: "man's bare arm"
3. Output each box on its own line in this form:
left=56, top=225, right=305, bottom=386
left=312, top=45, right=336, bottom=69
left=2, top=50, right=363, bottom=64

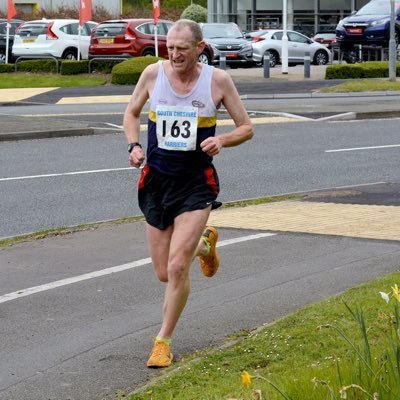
left=123, top=63, right=158, bottom=167
left=201, top=69, right=253, bottom=156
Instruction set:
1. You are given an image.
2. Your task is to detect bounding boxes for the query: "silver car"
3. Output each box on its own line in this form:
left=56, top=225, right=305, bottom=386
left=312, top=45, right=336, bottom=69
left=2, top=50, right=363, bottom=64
left=250, top=29, right=331, bottom=67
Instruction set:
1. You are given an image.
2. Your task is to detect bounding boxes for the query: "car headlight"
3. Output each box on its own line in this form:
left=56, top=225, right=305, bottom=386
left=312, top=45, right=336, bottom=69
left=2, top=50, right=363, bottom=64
left=371, top=18, right=389, bottom=26
left=241, top=43, right=252, bottom=50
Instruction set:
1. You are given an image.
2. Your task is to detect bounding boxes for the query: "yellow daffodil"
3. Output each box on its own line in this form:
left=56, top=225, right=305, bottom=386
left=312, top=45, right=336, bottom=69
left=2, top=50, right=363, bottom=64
left=240, top=370, right=253, bottom=388
left=391, top=284, right=400, bottom=302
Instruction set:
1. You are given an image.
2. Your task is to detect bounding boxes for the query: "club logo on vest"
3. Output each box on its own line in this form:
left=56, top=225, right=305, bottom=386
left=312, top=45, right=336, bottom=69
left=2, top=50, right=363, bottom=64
left=192, top=100, right=205, bottom=108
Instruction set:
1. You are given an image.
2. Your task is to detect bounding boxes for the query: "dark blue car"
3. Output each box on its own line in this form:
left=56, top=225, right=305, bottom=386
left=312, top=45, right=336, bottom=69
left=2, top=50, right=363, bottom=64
left=336, top=0, right=400, bottom=50
left=0, top=19, right=24, bottom=64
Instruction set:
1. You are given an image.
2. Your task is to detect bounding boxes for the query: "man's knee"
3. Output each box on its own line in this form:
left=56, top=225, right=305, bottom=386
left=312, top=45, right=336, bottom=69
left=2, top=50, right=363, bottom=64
left=156, top=271, right=169, bottom=283
left=167, top=258, right=189, bottom=283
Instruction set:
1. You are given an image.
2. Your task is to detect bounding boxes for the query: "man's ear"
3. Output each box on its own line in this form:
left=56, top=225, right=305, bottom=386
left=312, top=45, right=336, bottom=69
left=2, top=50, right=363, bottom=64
left=198, top=40, right=206, bottom=52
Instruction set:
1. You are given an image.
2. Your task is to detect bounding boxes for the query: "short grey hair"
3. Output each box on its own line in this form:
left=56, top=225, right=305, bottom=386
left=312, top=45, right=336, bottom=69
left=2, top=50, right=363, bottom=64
left=169, top=19, right=203, bottom=43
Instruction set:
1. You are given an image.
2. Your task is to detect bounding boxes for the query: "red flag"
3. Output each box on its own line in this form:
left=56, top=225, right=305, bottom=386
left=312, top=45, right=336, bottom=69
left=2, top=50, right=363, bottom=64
left=152, top=0, right=160, bottom=25
left=7, top=0, right=17, bottom=23
left=79, top=0, right=92, bottom=25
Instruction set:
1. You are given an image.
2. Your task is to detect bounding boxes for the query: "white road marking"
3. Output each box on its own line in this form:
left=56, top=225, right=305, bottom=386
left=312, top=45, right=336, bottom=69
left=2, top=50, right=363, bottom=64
left=0, top=233, right=276, bottom=305
left=326, top=144, right=400, bottom=153
left=0, top=167, right=138, bottom=182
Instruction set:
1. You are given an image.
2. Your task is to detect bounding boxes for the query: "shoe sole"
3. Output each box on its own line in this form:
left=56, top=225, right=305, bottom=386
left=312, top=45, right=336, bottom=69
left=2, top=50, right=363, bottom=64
left=200, top=227, right=219, bottom=277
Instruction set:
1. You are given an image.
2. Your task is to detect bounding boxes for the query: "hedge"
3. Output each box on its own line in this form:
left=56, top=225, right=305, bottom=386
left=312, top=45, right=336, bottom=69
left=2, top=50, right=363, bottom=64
left=60, top=60, right=89, bottom=75
left=111, top=56, right=163, bottom=85
left=16, top=59, right=58, bottom=73
left=0, top=64, right=14, bottom=73
left=325, top=61, right=400, bottom=79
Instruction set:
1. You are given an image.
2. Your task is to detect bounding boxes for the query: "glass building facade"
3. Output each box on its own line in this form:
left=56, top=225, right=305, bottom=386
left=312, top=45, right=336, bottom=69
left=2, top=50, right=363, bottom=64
left=207, top=0, right=370, bottom=36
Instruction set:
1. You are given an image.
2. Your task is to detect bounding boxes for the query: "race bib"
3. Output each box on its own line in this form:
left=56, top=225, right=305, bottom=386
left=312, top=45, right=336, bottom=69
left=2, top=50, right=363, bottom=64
left=156, top=105, right=198, bottom=151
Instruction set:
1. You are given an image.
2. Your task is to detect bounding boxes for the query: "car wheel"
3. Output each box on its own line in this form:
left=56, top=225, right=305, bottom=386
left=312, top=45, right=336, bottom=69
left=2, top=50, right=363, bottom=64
left=343, top=49, right=357, bottom=64
left=198, top=51, right=211, bottom=64
left=142, top=48, right=155, bottom=57
left=264, top=50, right=278, bottom=68
left=62, top=49, right=78, bottom=60
left=313, top=50, right=329, bottom=65
left=0, top=52, right=6, bottom=64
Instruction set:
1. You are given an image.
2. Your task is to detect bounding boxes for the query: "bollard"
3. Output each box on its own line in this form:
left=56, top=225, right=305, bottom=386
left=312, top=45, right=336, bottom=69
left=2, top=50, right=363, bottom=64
left=219, top=52, right=226, bottom=70
left=304, top=51, right=310, bottom=78
left=263, top=51, right=270, bottom=79
left=358, top=44, right=362, bottom=62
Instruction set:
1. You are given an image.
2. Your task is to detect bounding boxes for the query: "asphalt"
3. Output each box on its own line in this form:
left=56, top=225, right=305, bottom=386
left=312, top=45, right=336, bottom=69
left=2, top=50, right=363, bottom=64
left=1, top=64, right=400, bottom=141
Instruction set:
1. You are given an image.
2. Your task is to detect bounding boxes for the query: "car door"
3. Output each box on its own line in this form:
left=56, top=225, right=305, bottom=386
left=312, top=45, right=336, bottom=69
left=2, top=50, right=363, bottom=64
left=60, top=22, right=90, bottom=59
left=287, top=31, right=310, bottom=62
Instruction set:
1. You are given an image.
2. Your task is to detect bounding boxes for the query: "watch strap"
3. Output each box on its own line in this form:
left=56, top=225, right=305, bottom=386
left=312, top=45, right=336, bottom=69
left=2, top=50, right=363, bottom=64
left=128, top=142, right=142, bottom=153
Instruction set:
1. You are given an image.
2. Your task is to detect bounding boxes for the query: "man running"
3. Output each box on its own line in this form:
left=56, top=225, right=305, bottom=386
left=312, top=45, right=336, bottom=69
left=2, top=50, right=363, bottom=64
left=123, top=19, right=253, bottom=368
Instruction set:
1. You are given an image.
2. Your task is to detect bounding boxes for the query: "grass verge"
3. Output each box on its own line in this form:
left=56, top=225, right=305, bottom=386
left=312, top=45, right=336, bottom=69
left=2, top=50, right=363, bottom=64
left=320, top=79, right=400, bottom=93
left=0, top=194, right=304, bottom=248
left=0, top=73, right=107, bottom=88
left=127, top=271, right=400, bottom=400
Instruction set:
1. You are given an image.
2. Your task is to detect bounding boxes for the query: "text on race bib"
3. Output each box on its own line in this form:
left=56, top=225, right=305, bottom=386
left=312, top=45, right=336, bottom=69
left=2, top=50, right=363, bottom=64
left=156, top=106, right=198, bottom=151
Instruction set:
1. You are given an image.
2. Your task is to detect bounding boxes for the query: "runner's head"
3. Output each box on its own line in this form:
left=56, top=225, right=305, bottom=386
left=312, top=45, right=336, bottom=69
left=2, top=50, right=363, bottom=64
left=167, top=19, right=205, bottom=72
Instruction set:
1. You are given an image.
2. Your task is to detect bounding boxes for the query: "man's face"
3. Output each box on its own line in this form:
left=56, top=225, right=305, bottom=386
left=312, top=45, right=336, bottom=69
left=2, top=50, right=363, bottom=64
left=166, top=27, right=204, bottom=72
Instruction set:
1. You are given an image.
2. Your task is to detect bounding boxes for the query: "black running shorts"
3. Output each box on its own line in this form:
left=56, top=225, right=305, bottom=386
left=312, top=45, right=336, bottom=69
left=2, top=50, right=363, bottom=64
left=138, top=164, right=221, bottom=230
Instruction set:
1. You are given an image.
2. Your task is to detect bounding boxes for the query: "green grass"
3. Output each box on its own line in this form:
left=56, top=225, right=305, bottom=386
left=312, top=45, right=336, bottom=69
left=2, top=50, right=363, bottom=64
left=0, top=216, right=144, bottom=248
left=321, top=79, right=400, bottom=93
left=0, top=73, right=107, bottom=88
left=127, top=271, right=400, bottom=400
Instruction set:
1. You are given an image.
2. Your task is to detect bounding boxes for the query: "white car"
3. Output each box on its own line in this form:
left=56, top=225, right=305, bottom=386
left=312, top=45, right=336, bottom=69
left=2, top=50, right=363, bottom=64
left=250, top=29, right=331, bottom=67
left=12, top=19, right=97, bottom=61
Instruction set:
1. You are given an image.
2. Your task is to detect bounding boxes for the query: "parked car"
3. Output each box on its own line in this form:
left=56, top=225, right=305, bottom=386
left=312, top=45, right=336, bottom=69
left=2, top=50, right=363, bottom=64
left=336, top=0, right=400, bottom=50
left=89, top=18, right=214, bottom=64
left=0, top=19, right=23, bottom=63
left=12, top=19, right=97, bottom=61
left=199, top=22, right=253, bottom=66
left=249, top=29, right=331, bottom=67
left=311, top=31, right=337, bottom=49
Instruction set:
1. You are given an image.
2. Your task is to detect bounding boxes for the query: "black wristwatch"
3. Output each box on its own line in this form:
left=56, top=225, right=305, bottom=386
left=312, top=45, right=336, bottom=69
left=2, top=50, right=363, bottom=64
left=127, top=142, right=142, bottom=153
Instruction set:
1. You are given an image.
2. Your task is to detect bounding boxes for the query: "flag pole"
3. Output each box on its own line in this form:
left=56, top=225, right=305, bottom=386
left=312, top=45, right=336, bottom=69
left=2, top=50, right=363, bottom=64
left=154, top=23, right=158, bottom=57
left=5, top=22, right=11, bottom=64
left=152, top=0, right=160, bottom=57
left=77, top=25, right=82, bottom=61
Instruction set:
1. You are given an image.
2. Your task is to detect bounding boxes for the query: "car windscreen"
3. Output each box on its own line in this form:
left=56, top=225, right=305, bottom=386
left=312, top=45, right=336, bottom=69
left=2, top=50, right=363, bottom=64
left=356, top=0, right=400, bottom=15
left=202, top=24, right=244, bottom=39
left=93, top=22, right=127, bottom=37
left=17, top=23, right=48, bottom=37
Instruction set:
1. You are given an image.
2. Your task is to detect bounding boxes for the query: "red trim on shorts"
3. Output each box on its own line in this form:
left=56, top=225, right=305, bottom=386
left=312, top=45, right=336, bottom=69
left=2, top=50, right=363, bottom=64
left=204, top=166, right=218, bottom=194
left=138, top=164, right=150, bottom=190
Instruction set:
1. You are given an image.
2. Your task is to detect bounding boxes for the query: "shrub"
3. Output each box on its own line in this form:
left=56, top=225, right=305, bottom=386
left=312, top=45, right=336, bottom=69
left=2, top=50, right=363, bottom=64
left=325, top=61, right=400, bottom=79
left=89, top=59, right=126, bottom=74
left=16, top=59, right=58, bottom=73
left=180, top=3, right=208, bottom=22
left=0, top=64, right=14, bottom=73
left=60, top=60, right=89, bottom=75
left=111, top=56, right=162, bottom=85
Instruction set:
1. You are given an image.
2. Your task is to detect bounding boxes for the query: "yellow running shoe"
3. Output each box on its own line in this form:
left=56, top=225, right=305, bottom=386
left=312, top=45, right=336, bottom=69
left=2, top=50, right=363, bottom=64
left=147, top=340, right=173, bottom=368
left=199, top=226, right=219, bottom=277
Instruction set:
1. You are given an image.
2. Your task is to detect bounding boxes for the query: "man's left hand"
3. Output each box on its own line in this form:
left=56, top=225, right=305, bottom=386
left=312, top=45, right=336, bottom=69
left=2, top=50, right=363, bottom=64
left=200, top=137, right=222, bottom=156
